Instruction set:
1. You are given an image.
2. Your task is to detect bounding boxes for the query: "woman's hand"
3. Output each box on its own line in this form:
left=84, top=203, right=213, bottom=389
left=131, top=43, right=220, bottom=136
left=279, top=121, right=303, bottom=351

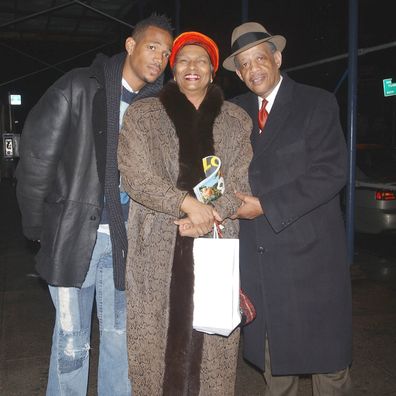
left=179, top=195, right=215, bottom=236
left=175, top=218, right=201, bottom=237
left=176, top=198, right=223, bottom=237
left=174, top=218, right=195, bottom=236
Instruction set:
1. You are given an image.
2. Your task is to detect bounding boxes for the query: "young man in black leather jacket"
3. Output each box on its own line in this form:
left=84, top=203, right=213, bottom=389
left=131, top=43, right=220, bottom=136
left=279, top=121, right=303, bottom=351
left=16, top=14, right=173, bottom=396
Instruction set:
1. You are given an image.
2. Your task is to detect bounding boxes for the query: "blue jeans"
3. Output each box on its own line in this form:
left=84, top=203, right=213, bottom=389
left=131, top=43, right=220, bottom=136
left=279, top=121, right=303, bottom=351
left=46, top=232, right=131, bottom=396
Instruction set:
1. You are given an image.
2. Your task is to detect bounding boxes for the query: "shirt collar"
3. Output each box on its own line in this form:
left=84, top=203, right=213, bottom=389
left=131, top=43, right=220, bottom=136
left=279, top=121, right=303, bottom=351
left=122, top=78, right=138, bottom=94
left=258, top=75, right=283, bottom=113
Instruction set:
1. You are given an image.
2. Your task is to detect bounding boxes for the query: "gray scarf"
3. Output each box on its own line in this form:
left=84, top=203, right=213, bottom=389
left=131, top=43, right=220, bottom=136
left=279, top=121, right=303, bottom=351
left=103, top=52, right=164, bottom=290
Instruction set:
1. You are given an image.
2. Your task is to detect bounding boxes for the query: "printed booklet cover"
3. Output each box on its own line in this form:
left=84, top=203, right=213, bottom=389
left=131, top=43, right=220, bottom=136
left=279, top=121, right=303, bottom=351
left=193, top=155, right=225, bottom=204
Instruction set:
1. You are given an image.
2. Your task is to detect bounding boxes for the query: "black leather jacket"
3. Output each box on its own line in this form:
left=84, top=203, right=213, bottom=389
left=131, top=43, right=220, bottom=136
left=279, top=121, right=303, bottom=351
left=16, top=53, right=162, bottom=288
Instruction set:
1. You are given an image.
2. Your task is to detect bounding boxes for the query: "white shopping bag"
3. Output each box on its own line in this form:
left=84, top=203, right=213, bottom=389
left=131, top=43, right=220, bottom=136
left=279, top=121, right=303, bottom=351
left=192, top=228, right=241, bottom=336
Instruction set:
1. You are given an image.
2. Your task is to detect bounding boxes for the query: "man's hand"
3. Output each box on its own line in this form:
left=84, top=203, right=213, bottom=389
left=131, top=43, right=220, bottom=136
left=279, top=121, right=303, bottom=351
left=234, top=192, right=264, bottom=220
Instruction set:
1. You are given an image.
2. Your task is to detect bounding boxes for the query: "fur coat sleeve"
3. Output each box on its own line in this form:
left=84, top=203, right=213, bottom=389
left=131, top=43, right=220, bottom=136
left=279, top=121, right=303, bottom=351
left=118, top=97, right=253, bottom=224
left=211, top=102, right=253, bottom=220
left=118, top=97, right=188, bottom=219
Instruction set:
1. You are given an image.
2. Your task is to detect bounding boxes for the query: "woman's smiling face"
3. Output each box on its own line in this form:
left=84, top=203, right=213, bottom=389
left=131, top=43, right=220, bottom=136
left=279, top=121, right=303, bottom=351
left=173, top=45, right=213, bottom=100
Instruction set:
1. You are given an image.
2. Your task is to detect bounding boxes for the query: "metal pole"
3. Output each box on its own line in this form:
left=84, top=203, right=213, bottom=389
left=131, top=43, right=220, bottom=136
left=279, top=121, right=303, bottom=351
left=175, top=0, right=181, bottom=36
left=346, top=0, right=358, bottom=265
left=1, top=104, right=5, bottom=131
left=392, top=96, right=396, bottom=147
left=241, top=0, right=248, bottom=22
left=284, top=41, right=396, bottom=73
left=8, top=92, right=12, bottom=131
left=333, top=69, right=348, bottom=94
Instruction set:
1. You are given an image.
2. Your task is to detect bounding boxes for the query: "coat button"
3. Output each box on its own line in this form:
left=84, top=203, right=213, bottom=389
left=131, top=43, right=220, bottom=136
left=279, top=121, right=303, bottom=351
left=98, top=130, right=103, bottom=135
left=257, top=246, right=265, bottom=254
left=90, top=215, right=96, bottom=221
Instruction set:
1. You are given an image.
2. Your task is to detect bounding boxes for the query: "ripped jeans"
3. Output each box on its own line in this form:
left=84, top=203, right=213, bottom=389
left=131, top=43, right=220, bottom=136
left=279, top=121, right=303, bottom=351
left=46, top=232, right=131, bottom=396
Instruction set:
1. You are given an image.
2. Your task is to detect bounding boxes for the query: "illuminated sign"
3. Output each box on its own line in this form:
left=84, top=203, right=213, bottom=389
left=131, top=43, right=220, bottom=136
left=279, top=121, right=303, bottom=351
left=383, top=78, right=396, bottom=97
left=9, top=94, right=22, bottom=105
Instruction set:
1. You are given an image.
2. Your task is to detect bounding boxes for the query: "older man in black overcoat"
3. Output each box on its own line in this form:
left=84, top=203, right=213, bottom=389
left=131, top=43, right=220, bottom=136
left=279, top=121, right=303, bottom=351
left=224, top=22, right=352, bottom=395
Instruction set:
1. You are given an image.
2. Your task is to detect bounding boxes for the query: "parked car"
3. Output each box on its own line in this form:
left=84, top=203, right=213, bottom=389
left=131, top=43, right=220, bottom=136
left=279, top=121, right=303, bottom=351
left=353, top=144, right=396, bottom=234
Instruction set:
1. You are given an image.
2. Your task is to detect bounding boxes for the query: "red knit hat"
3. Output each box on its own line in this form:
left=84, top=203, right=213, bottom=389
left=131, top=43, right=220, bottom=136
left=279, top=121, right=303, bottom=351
left=169, top=31, right=219, bottom=74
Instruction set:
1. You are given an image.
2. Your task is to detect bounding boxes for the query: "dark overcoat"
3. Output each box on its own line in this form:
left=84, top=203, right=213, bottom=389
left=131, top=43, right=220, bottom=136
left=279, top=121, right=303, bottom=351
left=232, top=74, right=352, bottom=375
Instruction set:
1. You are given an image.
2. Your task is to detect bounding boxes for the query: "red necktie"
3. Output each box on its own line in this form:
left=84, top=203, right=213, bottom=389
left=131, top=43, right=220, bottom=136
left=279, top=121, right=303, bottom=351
left=258, top=98, right=268, bottom=133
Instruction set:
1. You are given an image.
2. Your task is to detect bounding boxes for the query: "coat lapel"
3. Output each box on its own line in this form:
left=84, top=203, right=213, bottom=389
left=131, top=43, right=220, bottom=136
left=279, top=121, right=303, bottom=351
left=252, top=75, right=294, bottom=161
left=245, top=93, right=261, bottom=150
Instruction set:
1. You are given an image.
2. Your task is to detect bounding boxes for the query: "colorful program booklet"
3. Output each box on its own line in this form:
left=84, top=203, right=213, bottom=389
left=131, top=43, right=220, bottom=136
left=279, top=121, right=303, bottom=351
left=193, top=155, right=225, bottom=204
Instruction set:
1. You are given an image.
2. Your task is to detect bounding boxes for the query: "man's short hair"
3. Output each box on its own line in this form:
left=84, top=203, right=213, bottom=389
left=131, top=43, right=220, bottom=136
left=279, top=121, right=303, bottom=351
left=132, top=14, right=173, bottom=40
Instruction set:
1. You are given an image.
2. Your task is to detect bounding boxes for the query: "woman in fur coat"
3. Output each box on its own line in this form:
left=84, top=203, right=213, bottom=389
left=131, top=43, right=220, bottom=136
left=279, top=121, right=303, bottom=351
left=118, top=31, right=253, bottom=396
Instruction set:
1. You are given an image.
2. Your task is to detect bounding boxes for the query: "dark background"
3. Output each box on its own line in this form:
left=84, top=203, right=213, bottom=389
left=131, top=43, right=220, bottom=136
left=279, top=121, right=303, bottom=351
left=1, top=0, right=396, bottom=145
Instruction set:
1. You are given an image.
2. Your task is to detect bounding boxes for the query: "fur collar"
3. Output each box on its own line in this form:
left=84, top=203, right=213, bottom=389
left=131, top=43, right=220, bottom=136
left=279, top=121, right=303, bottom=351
left=159, top=81, right=224, bottom=193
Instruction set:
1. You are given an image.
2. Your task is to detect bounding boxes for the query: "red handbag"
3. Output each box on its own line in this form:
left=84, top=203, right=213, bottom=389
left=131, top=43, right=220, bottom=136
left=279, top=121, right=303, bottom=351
left=239, top=288, right=256, bottom=326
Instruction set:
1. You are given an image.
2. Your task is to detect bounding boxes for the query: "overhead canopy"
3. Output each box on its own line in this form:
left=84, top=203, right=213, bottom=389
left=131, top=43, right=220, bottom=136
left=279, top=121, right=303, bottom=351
left=0, top=0, right=138, bottom=43
left=0, top=1, right=164, bottom=88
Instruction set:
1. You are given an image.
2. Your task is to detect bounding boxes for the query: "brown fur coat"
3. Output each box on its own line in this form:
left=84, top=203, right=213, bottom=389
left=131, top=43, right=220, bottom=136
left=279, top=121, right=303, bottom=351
left=118, top=82, right=253, bottom=395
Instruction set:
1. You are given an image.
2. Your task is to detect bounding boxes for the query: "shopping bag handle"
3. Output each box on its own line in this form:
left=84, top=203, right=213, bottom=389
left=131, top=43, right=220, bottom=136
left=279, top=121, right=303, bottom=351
left=213, top=221, right=223, bottom=239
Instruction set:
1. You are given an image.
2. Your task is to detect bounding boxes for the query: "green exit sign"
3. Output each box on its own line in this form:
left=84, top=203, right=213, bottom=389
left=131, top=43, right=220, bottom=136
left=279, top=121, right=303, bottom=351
left=383, top=78, right=396, bottom=97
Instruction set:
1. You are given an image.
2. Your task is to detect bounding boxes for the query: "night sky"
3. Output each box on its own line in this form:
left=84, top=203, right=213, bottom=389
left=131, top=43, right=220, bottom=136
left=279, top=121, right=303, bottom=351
left=1, top=0, right=396, bottom=144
